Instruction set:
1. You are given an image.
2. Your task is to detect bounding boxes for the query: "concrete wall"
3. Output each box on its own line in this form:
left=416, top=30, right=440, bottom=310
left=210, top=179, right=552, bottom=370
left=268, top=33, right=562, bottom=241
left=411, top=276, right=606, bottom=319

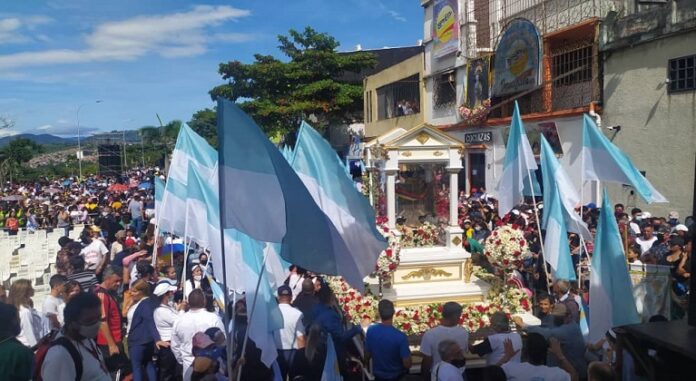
left=364, top=54, right=425, bottom=138
left=603, top=29, right=696, bottom=219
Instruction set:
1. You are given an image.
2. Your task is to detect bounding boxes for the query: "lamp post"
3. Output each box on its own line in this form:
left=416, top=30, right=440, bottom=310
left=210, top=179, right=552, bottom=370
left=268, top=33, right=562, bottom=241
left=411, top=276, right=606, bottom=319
left=76, top=100, right=103, bottom=180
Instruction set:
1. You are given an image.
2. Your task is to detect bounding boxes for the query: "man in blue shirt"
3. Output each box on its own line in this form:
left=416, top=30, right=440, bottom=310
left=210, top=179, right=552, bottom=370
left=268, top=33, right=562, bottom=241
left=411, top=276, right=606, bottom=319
left=365, top=299, right=412, bottom=381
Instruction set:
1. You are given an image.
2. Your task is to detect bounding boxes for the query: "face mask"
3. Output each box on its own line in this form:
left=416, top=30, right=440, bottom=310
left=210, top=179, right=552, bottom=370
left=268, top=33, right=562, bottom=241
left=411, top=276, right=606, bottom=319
left=78, top=321, right=101, bottom=339
left=200, top=260, right=208, bottom=266
left=474, top=227, right=481, bottom=231
left=194, top=275, right=202, bottom=282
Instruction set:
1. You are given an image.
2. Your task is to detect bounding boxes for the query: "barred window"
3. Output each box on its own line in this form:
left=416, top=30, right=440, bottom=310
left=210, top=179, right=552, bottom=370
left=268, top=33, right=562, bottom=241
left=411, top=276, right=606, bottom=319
left=434, top=72, right=456, bottom=109
left=552, top=44, right=592, bottom=86
left=668, top=55, right=696, bottom=93
left=376, top=74, right=421, bottom=120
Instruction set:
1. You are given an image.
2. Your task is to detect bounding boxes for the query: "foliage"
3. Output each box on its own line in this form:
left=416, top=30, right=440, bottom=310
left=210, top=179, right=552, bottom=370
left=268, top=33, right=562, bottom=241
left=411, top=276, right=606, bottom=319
left=397, top=222, right=440, bottom=247
left=0, top=138, right=44, bottom=182
left=208, top=27, right=376, bottom=137
left=188, top=108, right=218, bottom=148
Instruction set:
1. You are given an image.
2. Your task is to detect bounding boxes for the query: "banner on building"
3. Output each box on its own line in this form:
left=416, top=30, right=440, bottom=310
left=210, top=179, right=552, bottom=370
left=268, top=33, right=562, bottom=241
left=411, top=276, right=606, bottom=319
left=492, top=18, right=542, bottom=96
left=432, top=0, right=459, bottom=58
left=465, top=57, right=491, bottom=108
left=629, top=263, right=671, bottom=322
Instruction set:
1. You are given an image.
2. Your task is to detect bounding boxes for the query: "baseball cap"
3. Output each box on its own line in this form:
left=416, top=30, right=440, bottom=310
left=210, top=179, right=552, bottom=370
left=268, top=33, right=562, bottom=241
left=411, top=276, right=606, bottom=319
left=89, top=225, right=101, bottom=233
left=675, top=224, right=689, bottom=232
left=58, top=236, right=73, bottom=248
left=669, top=211, right=679, bottom=219
left=278, top=285, right=292, bottom=297
left=153, top=282, right=177, bottom=296
left=550, top=303, right=568, bottom=317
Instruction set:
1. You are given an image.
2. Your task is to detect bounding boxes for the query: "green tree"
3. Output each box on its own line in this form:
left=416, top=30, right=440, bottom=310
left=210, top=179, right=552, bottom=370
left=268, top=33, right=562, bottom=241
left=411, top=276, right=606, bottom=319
left=188, top=108, right=218, bottom=147
left=0, top=138, right=44, bottom=182
left=209, top=26, right=375, bottom=137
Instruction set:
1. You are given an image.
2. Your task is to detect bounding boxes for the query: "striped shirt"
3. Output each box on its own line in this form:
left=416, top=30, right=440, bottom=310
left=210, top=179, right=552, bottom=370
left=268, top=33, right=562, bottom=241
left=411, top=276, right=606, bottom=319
left=67, top=270, right=98, bottom=292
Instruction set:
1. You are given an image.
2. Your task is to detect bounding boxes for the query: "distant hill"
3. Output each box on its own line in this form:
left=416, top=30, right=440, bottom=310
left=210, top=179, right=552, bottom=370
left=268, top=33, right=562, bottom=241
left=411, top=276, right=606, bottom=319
left=0, top=134, right=77, bottom=147
left=0, top=131, right=146, bottom=148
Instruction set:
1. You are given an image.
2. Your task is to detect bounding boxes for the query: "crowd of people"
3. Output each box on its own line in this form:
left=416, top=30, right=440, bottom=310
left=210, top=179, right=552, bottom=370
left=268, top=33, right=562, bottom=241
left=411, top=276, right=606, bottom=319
left=0, top=171, right=693, bottom=381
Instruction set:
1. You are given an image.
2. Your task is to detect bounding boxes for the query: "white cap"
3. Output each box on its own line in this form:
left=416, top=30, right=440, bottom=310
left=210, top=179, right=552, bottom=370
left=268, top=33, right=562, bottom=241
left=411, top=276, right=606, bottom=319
left=641, top=212, right=652, bottom=219
left=153, top=282, right=177, bottom=296
left=675, top=224, right=689, bottom=232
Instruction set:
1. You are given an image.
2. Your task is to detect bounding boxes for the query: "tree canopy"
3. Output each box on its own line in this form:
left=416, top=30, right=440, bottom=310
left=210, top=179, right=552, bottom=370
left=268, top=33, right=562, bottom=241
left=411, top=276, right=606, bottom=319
left=188, top=108, right=217, bottom=147
left=208, top=27, right=376, bottom=137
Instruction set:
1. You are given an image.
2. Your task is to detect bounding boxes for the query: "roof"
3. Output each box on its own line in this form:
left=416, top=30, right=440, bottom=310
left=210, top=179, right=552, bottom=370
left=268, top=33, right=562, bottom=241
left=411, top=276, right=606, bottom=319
left=338, top=45, right=424, bottom=82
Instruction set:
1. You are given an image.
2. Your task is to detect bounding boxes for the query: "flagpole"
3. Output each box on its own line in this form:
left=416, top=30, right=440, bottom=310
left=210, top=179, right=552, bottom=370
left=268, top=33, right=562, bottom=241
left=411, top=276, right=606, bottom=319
left=236, top=248, right=269, bottom=381
left=526, top=170, right=552, bottom=294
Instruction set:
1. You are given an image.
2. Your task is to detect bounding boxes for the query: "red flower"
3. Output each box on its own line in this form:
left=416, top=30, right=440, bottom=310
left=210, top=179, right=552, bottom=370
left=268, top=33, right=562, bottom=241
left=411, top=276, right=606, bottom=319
left=476, top=305, right=485, bottom=313
left=386, top=248, right=392, bottom=258
left=462, top=313, right=469, bottom=319
left=402, top=322, right=411, bottom=331
left=479, top=320, right=485, bottom=328
left=503, top=259, right=510, bottom=265
left=512, top=224, right=519, bottom=230
left=520, top=299, right=530, bottom=311
left=513, top=250, right=521, bottom=257
left=520, top=239, right=526, bottom=247
left=437, top=305, right=444, bottom=313
left=493, top=231, right=498, bottom=237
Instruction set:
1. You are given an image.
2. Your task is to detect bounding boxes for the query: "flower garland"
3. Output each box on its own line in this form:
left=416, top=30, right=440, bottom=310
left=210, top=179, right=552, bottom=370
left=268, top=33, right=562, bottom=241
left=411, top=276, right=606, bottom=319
left=457, top=99, right=491, bottom=127
left=397, top=221, right=440, bottom=248
left=374, top=217, right=401, bottom=280
left=483, top=224, right=530, bottom=270
left=326, top=265, right=532, bottom=336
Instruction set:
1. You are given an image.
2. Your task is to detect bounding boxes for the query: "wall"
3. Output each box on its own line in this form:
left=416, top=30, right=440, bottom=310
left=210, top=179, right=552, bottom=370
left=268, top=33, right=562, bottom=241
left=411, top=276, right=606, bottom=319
left=364, top=54, right=425, bottom=138
left=603, top=29, right=696, bottom=218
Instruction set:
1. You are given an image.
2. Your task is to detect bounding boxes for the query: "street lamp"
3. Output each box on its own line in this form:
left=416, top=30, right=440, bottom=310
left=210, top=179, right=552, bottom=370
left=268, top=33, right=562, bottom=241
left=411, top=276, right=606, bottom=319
left=76, top=99, right=103, bottom=180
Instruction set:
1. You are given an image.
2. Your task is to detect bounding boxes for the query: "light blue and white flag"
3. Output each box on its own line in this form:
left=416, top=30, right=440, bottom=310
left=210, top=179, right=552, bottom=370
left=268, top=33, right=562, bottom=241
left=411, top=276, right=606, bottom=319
left=589, top=189, right=640, bottom=342
left=496, top=101, right=541, bottom=216
left=540, top=136, right=585, bottom=281
left=321, top=335, right=342, bottom=381
left=216, top=99, right=353, bottom=280
left=159, top=124, right=218, bottom=235
left=582, top=114, right=667, bottom=203
left=227, top=229, right=284, bottom=367
left=154, top=176, right=165, bottom=218
left=290, top=121, right=387, bottom=289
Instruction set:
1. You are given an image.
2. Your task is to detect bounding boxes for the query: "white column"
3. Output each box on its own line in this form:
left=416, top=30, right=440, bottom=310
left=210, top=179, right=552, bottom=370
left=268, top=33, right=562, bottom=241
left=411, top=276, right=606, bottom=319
left=449, top=169, right=459, bottom=226
left=386, top=170, right=397, bottom=229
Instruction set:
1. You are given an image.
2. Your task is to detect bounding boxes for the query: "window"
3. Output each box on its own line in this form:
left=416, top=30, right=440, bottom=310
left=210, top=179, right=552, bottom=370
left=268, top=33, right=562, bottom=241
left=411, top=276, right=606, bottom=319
left=365, top=90, right=373, bottom=123
left=552, top=44, right=592, bottom=86
left=376, top=74, right=420, bottom=120
left=668, top=55, right=696, bottom=93
left=434, top=72, right=456, bottom=109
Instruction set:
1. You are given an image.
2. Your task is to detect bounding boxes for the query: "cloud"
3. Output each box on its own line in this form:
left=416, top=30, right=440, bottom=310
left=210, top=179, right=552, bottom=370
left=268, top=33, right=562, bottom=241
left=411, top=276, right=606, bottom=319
left=0, top=15, right=53, bottom=44
left=0, top=5, right=251, bottom=70
left=373, top=1, right=406, bottom=22
left=3, top=122, right=100, bottom=137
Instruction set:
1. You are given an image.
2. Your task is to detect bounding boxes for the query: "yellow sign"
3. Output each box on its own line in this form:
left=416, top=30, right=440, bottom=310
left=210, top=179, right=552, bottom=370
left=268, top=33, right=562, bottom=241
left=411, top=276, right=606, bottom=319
left=432, top=0, right=459, bottom=58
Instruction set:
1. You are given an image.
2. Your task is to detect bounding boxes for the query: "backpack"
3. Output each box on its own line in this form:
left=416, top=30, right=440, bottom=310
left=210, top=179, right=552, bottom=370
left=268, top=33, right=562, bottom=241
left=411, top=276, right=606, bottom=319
left=34, top=336, right=83, bottom=381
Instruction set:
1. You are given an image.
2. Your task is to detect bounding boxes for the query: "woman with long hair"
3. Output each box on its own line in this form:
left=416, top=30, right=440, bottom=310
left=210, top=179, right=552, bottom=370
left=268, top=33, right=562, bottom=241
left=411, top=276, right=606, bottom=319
left=8, top=279, right=43, bottom=347
left=184, top=264, right=203, bottom=299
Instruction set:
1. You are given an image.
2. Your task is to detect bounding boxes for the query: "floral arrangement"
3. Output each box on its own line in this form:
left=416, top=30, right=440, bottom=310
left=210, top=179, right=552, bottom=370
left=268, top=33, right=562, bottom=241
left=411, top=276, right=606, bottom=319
left=374, top=217, right=401, bottom=280
left=458, top=99, right=492, bottom=127
left=326, top=266, right=532, bottom=336
left=483, top=224, right=530, bottom=270
left=397, top=222, right=440, bottom=248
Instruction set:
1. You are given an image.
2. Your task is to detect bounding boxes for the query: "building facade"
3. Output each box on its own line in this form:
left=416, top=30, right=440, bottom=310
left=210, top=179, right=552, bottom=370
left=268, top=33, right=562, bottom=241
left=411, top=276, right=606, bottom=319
left=601, top=1, right=696, bottom=218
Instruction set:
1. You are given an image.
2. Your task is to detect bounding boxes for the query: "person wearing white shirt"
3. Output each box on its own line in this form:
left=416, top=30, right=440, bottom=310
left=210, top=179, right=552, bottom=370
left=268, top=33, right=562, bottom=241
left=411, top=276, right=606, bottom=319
left=9, top=279, right=44, bottom=347
left=184, top=265, right=203, bottom=299
left=635, top=225, right=658, bottom=254
left=471, top=312, right=522, bottom=366
left=42, top=292, right=111, bottom=381
left=432, top=340, right=465, bottom=381
left=153, top=282, right=183, bottom=380
left=171, top=289, right=225, bottom=381
left=42, top=275, right=67, bottom=332
left=80, top=227, right=109, bottom=273
left=420, top=302, right=469, bottom=378
left=499, top=333, right=575, bottom=381
left=274, top=285, right=305, bottom=380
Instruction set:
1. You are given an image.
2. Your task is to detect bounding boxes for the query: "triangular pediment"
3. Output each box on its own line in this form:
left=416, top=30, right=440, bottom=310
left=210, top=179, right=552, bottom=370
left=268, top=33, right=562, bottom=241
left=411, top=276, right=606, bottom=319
left=379, top=124, right=464, bottom=149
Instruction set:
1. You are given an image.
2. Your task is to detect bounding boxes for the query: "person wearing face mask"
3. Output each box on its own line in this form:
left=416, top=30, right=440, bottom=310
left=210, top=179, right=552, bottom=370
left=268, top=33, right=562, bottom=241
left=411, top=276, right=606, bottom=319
left=198, top=253, right=212, bottom=277
left=154, top=283, right=185, bottom=381
left=185, top=265, right=204, bottom=299
left=0, top=302, right=33, bottom=381
left=41, top=292, right=111, bottom=381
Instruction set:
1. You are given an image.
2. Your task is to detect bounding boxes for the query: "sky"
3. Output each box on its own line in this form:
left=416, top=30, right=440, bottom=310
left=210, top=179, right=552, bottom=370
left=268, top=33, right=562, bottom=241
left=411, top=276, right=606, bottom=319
left=0, top=0, right=423, bottom=137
